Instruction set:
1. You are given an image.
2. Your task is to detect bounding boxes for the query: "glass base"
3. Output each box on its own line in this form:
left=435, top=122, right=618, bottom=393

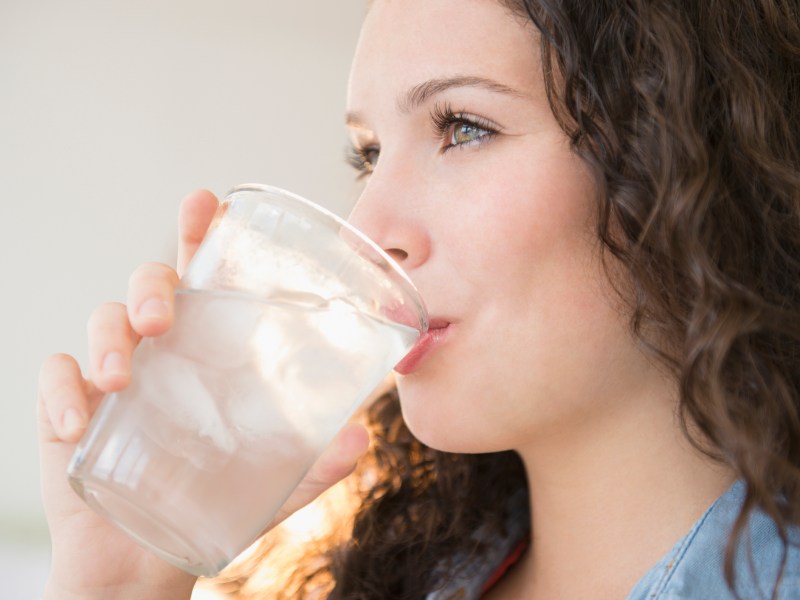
left=69, top=476, right=230, bottom=578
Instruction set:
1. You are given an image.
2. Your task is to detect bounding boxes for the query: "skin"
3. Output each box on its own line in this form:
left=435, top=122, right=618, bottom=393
left=346, top=1, right=735, bottom=598
left=37, top=1, right=734, bottom=598
left=348, top=0, right=631, bottom=454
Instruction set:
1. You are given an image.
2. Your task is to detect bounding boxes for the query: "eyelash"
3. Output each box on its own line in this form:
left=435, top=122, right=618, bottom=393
left=346, top=144, right=379, bottom=180
left=430, top=101, right=500, bottom=153
left=346, top=103, right=500, bottom=179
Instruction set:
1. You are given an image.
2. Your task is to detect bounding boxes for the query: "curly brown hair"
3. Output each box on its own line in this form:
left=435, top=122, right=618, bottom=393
left=509, top=0, right=800, bottom=596
left=211, top=1, right=800, bottom=598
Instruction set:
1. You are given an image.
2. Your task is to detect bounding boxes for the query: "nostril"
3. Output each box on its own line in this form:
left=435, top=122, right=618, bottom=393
left=386, top=248, right=409, bottom=262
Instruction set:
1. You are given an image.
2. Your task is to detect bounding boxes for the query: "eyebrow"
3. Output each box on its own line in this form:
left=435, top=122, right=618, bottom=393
left=345, top=75, right=525, bottom=127
left=399, top=75, right=524, bottom=113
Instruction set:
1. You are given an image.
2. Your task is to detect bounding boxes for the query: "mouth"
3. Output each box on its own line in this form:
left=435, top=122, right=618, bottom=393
left=393, top=318, right=452, bottom=375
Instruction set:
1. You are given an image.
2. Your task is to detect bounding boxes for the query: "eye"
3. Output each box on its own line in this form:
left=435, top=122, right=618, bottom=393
left=431, top=101, right=500, bottom=153
left=346, top=144, right=380, bottom=179
left=450, top=122, right=490, bottom=146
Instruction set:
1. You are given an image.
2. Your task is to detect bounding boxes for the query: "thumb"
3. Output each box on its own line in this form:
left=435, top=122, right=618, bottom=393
left=176, top=189, right=220, bottom=277
left=269, top=422, right=370, bottom=528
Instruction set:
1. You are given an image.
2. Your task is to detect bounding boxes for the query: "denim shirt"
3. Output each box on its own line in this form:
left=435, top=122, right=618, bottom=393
left=428, top=482, right=800, bottom=599
left=627, top=480, right=800, bottom=599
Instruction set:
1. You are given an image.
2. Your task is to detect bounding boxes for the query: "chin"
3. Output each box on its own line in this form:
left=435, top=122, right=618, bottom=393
left=395, top=379, right=452, bottom=449
left=395, top=380, right=498, bottom=454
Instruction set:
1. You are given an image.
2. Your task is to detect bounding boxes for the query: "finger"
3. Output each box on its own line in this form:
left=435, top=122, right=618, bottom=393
left=270, top=422, right=370, bottom=527
left=126, top=262, right=179, bottom=337
left=87, top=302, right=139, bottom=391
left=38, top=353, right=96, bottom=443
left=307, top=422, right=371, bottom=484
left=177, top=189, right=219, bottom=277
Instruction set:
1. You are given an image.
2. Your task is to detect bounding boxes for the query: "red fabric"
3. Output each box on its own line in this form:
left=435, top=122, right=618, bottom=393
left=480, top=535, right=530, bottom=596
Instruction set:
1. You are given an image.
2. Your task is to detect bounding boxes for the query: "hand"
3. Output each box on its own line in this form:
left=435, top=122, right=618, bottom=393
left=37, top=190, right=370, bottom=599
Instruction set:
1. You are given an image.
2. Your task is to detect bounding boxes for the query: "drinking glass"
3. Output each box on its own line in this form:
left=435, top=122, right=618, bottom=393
left=67, top=183, right=427, bottom=576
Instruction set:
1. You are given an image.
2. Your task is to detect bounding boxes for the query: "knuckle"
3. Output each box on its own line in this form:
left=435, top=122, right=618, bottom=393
left=128, top=262, right=178, bottom=289
left=305, top=458, right=347, bottom=488
left=39, top=352, right=77, bottom=380
left=87, top=302, right=128, bottom=334
left=38, top=353, right=80, bottom=398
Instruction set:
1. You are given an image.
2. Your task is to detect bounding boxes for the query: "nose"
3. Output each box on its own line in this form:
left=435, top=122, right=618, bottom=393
left=347, top=172, right=431, bottom=271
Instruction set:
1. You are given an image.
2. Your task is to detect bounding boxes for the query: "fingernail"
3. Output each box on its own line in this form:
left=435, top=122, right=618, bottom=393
left=62, top=407, right=86, bottom=438
left=138, top=298, right=169, bottom=320
left=102, top=351, right=128, bottom=376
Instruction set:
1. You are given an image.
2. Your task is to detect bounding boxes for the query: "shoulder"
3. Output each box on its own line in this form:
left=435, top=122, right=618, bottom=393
left=629, top=481, right=800, bottom=599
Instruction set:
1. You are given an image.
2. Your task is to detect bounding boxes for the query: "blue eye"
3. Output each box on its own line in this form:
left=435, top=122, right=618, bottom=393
left=431, top=102, right=499, bottom=152
left=450, top=122, right=490, bottom=146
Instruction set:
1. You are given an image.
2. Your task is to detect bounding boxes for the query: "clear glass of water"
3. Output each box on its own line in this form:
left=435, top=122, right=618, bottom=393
left=66, top=184, right=428, bottom=577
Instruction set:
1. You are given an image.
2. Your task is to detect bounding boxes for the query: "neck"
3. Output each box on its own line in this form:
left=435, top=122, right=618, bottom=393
left=507, top=374, right=735, bottom=599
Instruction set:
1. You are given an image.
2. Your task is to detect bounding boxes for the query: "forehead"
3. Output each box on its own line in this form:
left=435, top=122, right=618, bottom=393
left=348, top=0, right=541, bottom=109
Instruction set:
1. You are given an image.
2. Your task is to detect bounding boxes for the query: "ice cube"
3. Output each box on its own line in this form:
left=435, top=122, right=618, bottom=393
left=223, top=368, right=294, bottom=442
left=135, top=347, right=237, bottom=468
left=167, top=292, right=263, bottom=370
left=277, top=337, right=360, bottom=431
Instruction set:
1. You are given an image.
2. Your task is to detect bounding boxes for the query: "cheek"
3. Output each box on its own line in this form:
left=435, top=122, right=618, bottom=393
left=443, top=139, right=599, bottom=293
left=395, top=141, right=641, bottom=452
left=499, top=138, right=598, bottom=248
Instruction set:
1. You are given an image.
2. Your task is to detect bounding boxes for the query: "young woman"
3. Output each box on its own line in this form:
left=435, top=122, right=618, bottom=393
left=38, top=1, right=800, bottom=598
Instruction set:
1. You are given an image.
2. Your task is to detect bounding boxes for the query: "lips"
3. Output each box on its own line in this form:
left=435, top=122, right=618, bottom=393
left=393, top=318, right=451, bottom=375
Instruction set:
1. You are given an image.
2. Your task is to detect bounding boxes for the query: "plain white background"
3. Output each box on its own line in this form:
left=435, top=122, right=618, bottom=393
left=0, top=1, right=366, bottom=596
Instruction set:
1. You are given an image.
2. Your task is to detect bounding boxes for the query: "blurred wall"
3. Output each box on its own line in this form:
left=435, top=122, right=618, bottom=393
left=0, top=0, right=366, bottom=589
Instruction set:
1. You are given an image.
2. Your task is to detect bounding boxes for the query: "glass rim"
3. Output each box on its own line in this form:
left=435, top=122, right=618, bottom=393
left=224, top=183, right=428, bottom=332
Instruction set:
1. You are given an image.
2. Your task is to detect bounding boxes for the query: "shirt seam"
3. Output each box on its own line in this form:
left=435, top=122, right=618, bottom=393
left=646, top=498, right=722, bottom=599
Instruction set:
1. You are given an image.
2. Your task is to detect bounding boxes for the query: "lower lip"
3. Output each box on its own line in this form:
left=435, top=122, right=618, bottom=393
left=393, top=324, right=451, bottom=375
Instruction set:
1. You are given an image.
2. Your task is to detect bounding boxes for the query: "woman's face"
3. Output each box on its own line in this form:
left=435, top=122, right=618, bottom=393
left=346, top=0, right=655, bottom=453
